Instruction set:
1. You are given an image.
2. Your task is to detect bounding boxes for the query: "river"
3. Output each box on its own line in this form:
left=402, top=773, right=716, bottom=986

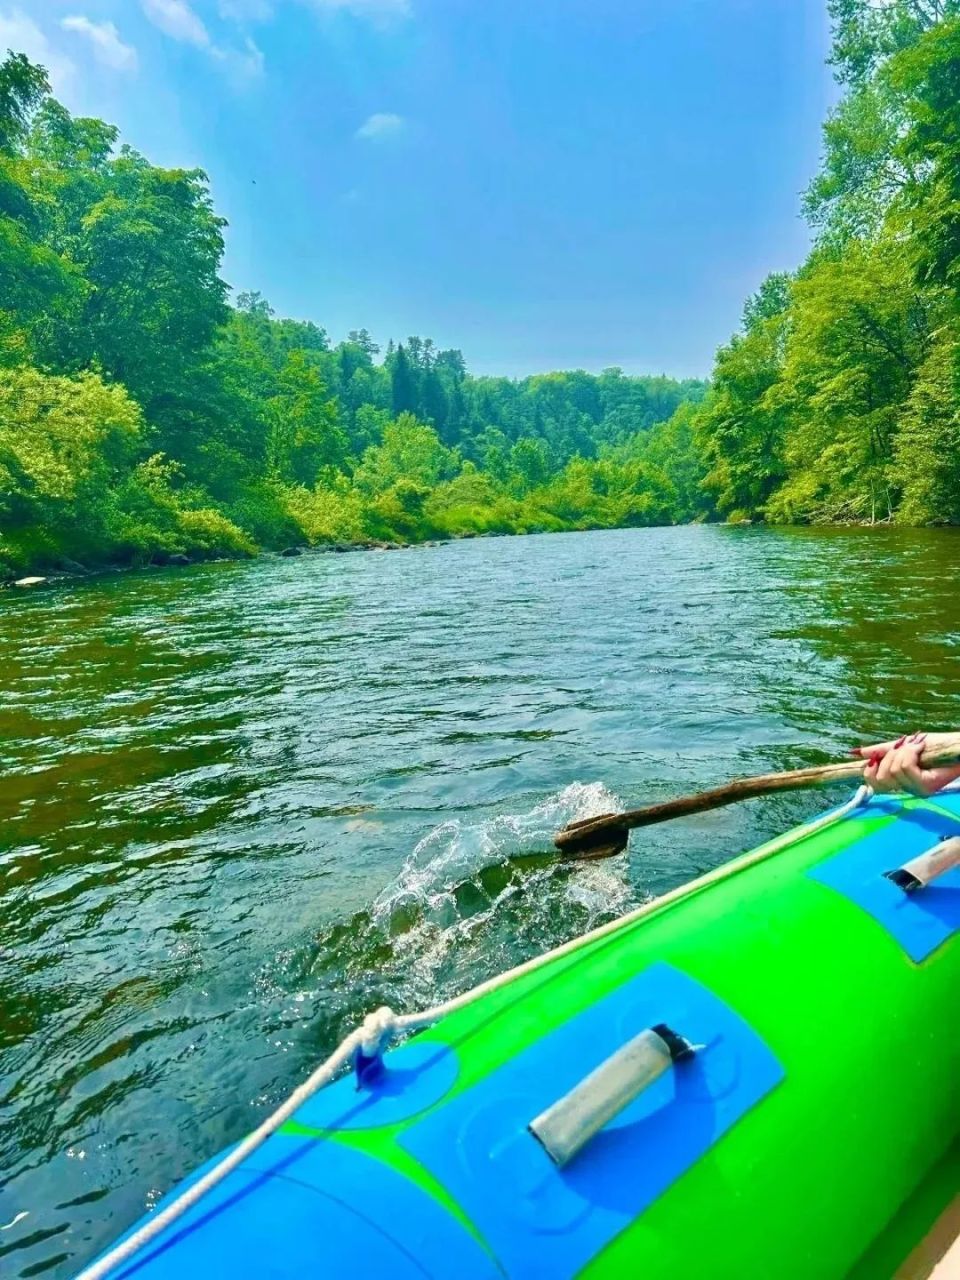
left=2, top=524, right=959, bottom=1276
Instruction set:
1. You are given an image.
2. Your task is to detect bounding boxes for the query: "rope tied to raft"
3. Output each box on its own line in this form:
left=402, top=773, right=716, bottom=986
left=75, top=783, right=875, bottom=1280
left=359, top=1005, right=400, bottom=1055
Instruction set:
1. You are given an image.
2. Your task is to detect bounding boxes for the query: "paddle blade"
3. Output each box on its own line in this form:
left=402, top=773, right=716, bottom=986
left=554, top=821, right=629, bottom=860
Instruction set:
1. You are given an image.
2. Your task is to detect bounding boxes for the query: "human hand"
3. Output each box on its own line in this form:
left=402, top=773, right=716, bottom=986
left=851, top=732, right=960, bottom=797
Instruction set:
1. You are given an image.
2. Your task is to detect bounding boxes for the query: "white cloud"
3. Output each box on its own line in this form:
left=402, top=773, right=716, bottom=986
left=141, top=0, right=263, bottom=80
left=0, top=8, right=76, bottom=97
left=227, top=34, right=264, bottom=78
left=61, top=16, right=138, bottom=72
left=355, top=111, right=404, bottom=141
left=141, top=0, right=210, bottom=48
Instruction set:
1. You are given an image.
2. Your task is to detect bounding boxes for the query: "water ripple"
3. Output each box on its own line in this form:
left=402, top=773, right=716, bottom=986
left=2, top=525, right=960, bottom=1275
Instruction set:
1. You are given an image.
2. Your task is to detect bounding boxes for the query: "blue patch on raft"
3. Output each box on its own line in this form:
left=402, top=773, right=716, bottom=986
left=809, top=794, right=960, bottom=963
left=295, top=1039, right=461, bottom=1130
left=100, top=1136, right=501, bottom=1280
left=401, top=961, right=784, bottom=1280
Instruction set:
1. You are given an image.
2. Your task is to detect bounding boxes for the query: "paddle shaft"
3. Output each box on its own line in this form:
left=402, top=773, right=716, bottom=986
left=553, top=735, right=960, bottom=856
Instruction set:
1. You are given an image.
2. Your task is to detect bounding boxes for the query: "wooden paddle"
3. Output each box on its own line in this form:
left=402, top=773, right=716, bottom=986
left=553, top=734, right=960, bottom=860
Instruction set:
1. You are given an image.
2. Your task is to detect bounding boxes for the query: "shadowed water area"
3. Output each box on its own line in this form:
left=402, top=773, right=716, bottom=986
left=2, top=525, right=960, bottom=1276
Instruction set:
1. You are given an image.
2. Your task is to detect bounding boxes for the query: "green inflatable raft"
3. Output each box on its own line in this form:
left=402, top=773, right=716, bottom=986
left=83, top=787, right=960, bottom=1280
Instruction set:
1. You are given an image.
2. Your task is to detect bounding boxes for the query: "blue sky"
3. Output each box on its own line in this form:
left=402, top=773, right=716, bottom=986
left=9, top=1, right=834, bottom=378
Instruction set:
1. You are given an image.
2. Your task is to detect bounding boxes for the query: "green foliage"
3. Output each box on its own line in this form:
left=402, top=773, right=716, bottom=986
left=353, top=414, right=457, bottom=493
left=696, top=3, right=960, bottom=528
left=694, top=275, right=792, bottom=517
left=0, top=52, right=47, bottom=150
left=0, top=366, right=253, bottom=571
left=283, top=479, right=368, bottom=545
left=892, top=17, right=960, bottom=290
left=103, top=454, right=255, bottom=563
left=0, top=51, right=708, bottom=573
left=893, top=324, right=960, bottom=522
left=6, top=5, right=960, bottom=574
left=625, top=401, right=711, bottom=523
left=266, top=350, right=346, bottom=484
left=0, top=366, right=140, bottom=563
left=765, top=240, right=941, bottom=522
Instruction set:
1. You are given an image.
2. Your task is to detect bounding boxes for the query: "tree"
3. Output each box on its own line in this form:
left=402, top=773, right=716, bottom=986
left=804, top=1, right=958, bottom=242
left=0, top=56, right=78, bottom=365
left=0, top=52, right=47, bottom=150
left=826, top=0, right=958, bottom=87
left=22, top=102, right=229, bottom=441
left=695, top=275, right=793, bottom=518
left=629, top=401, right=711, bottom=523
left=266, top=351, right=347, bottom=485
left=509, top=437, right=551, bottom=491
left=390, top=343, right=417, bottom=417
left=891, top=17, right=960, bottom=289
left=893, top=324, right=960, bottom=522
left=0, top=366, right=140, bottom=563
left=346, top=328, right=379, bottom=357
left=766, top=238, right=938, bottom=522
left=354, top=413, right=455, bottom=493
left=421, top=368, right=449, bottom=438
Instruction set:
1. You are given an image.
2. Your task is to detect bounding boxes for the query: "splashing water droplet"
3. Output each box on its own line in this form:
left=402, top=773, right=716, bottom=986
left=373, top=779, right=624, bottom=926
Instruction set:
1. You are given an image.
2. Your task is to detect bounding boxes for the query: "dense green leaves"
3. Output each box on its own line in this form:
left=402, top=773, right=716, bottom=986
left=893, top=322, right=960, bottom=521
left=0, top=52, right=46, bottom=150
left=694, top=2, right=960, bottom=528
left=893, top=18, right=960, bottom=289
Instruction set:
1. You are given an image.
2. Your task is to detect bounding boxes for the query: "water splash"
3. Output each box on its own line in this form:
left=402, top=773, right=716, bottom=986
left=373, top=779, right=623, bottom=925
left=305, top=782, right=636, bottom=1024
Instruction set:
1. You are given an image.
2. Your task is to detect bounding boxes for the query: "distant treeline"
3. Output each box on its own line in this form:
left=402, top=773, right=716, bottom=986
left=2, top=0, right=959, bottom=577
left=0, top=50, right=705, bottom=572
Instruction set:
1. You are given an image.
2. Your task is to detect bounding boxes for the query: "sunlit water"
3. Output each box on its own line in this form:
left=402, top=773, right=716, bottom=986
left=2, top=525, right=960, bottom=1276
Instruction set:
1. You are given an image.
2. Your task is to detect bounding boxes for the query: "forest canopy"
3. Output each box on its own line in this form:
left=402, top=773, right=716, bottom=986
left=2, top=0, right=960, bottom=575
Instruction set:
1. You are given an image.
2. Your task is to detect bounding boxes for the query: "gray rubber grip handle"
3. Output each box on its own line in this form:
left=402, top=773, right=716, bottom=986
left=528, top=1024, right=694, bottom=1168
left=886, top=835, right=960, bottom=892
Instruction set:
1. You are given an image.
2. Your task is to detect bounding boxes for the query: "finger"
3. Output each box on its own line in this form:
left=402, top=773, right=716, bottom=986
left=900, top=734, right=931, bottom=790
left=876, top=747, right=899, bottom=787
left=898, top=761, right=933, bottom=797
left=887, top=739, right=921, bottom=786
left=892, top=743, right=930, bottom=796
left=863, top=751, right=884, bottom=790
left=851, top=739, right=901, bottom=759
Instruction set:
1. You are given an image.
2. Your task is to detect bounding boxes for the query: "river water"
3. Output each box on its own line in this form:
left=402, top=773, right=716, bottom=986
left=2, top=524, right=959, bottom=1276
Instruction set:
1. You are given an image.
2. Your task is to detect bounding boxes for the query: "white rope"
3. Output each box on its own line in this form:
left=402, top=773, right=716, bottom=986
left=75, top=784, right=873, bottom=1280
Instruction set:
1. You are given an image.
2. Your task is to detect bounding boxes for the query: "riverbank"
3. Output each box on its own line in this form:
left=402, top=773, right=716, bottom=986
left=4, top=518, right=700, bottom=591
left=7, top=514, right=956, bottom=593
left=0, top=536, right=450, bottom=590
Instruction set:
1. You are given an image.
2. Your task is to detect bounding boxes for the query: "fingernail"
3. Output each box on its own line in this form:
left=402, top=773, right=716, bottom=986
left=849, top=748, right=863, bottom=757
left=869, top=752, right=883, bottom=766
